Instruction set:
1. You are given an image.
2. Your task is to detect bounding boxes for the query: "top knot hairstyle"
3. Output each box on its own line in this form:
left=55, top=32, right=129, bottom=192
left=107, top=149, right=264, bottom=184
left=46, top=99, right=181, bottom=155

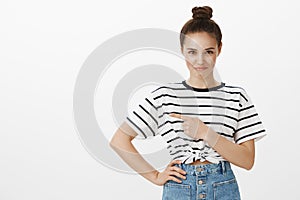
left=192, top=6, right=213, bottom=20
left=180, top=6, right=222, bottom=48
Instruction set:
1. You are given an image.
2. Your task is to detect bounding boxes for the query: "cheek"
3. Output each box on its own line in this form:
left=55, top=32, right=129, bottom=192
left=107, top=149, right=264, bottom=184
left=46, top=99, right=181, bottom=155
left=204, top=55, right=217, bottom=65
left=184, top=55, right=197, bottom=65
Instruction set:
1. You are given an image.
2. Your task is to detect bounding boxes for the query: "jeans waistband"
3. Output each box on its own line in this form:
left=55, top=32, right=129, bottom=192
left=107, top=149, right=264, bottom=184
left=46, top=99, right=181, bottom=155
left=174, top=161, right=231, bottom=176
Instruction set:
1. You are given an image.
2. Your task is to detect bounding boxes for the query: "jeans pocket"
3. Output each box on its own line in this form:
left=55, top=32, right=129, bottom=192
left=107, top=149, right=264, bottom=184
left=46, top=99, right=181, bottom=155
left=213, top=178, right=241, bottom=200
left=162, top=182, right=191, bottom=200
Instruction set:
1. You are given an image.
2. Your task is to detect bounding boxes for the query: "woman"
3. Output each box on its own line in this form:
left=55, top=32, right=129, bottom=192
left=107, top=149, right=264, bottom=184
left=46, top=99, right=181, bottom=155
left=110, top=6, right=266, bottom=200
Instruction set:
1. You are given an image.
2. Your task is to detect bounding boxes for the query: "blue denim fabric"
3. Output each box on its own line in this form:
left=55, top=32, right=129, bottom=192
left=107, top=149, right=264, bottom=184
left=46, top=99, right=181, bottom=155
left=162, top=161, right=241, bottom=200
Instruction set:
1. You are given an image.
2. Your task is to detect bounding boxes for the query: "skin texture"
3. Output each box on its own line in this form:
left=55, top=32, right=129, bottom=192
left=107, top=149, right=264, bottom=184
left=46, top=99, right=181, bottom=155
left=110, top=32, right=256, bottom=186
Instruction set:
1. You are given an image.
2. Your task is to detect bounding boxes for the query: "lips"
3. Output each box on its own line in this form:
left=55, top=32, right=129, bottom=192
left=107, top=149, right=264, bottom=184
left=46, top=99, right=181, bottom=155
left=194, top=67, right=208, bottom=70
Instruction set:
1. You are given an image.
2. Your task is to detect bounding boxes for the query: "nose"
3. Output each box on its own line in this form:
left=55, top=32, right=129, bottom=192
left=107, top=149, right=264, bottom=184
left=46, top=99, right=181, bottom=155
left=196, top=52, right=204, bottom=65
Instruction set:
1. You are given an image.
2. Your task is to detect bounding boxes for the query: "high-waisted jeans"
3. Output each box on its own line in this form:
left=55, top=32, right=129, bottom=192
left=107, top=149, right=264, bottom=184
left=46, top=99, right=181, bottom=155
left=162, top=161, right=241, bottom=200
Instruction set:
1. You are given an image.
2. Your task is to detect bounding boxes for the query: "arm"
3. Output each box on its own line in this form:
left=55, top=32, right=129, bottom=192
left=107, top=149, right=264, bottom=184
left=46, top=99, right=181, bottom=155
left=110, top=122, right=187, bottom=186
left=109, top=122, right=160, bottom=184
left=169, top=113, right=255, bottom=170
left=206, top=127, right=255, bottom=170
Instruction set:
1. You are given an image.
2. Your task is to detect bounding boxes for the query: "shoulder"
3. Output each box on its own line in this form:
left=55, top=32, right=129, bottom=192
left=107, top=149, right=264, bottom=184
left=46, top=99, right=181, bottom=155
left=222, top=82, right=247, bottom=93
left=150, top=81, right=185, bottom=94
left=222, top=82, right=251, bottom=103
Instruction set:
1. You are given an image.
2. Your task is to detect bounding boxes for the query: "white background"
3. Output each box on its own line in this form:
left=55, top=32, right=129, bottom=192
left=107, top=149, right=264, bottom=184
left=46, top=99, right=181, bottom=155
left=1, top=0, right=300, bottom=199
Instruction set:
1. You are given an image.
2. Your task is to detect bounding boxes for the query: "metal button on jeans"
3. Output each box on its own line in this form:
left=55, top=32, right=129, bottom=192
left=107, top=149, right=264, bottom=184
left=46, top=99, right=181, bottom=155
left=198, top=180, right=204, bottom=185
left=199, top=194, right=206, bottom=199
left=196, top=168, right=203, bottom=172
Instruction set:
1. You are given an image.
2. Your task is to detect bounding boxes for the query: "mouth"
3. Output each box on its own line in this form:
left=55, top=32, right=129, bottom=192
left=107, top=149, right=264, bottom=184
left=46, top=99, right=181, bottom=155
left=194, top=67, right=208, bottom=71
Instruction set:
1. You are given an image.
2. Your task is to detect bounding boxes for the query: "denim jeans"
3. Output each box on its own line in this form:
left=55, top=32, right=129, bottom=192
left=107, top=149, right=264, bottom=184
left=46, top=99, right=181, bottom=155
left=162, top=161, right=241, bottom=200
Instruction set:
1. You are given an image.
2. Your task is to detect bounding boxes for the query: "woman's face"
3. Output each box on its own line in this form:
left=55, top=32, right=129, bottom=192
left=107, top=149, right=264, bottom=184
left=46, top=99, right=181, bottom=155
left=181, top=32, right=222, bottom=80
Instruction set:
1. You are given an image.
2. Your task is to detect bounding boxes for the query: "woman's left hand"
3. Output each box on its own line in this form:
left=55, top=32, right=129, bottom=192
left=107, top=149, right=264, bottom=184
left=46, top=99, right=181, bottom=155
left=169, top=113, right=208, bottom=140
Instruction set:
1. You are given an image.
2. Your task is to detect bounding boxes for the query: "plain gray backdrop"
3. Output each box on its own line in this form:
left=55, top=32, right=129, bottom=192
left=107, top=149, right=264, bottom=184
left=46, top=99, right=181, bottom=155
left=1, top=0, right=299, bottom=199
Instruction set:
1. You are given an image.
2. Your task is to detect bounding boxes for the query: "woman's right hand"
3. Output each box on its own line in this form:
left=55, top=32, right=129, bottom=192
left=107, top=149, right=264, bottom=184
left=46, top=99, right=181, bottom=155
left=153, top=160, right=187, bottom=186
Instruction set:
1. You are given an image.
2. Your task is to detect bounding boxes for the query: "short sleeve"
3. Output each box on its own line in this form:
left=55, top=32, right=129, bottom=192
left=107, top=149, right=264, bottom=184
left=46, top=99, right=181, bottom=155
left=234, top=88, right=267, bottom=144
left=125, top=88, right=162, bottom=140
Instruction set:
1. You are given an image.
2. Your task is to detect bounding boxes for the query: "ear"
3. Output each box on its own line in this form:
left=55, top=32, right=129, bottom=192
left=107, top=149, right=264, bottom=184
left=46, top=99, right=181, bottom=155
left=217, top=42, right=222, bottom=56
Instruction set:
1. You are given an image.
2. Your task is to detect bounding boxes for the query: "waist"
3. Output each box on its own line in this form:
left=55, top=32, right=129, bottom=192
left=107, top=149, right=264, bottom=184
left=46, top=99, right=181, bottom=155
left=189, top=160, right=212, bottom=165
left=175, top=161, right=232, bottom=176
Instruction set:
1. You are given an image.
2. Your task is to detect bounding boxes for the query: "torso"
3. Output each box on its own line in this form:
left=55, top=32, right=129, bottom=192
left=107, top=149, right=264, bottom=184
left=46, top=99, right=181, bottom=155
left=189, top=160, right=212, bottom=165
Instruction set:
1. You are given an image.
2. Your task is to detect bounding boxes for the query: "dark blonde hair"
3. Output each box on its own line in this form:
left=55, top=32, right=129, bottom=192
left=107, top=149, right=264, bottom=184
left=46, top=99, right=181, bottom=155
left=180, top=6, right=222, bottom=48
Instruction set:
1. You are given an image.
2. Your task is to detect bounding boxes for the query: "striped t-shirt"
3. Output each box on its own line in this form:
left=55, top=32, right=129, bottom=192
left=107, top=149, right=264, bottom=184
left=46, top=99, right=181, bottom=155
left=125, top=80, right=266, bottom=164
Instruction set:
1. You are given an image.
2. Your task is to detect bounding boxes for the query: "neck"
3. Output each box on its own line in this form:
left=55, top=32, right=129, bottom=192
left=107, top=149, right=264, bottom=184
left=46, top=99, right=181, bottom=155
left=187, top=76, right=220, bottom=89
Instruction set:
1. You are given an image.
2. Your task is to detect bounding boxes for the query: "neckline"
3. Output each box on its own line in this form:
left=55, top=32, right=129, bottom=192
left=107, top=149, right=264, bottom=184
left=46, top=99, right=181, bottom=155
left=182, top=80, right=225, bottom=92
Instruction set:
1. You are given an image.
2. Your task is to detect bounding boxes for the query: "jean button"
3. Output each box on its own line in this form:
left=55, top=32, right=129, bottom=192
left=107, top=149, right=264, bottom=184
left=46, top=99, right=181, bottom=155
left=199, top=194, right=206, bottom=199
left=198, top=180, right=204, bottom=185
left=196, top=168, right=203, bottom=172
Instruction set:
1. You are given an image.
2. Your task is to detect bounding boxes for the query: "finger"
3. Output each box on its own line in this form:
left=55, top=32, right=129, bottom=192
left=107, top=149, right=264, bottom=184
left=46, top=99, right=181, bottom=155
left=169, top=113, right=182, bottom=119
left=168, top=176, right=182, bottom=183
left=170, top=166, right=187, bottom=175
left=169, top=159, right=182, bottom=166
left=169, top=171, right=186, bottom=180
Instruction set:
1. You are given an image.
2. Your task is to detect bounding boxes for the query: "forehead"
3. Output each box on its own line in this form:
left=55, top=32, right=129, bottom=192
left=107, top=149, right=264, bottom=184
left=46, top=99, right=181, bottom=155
left=183, top=32, right=217, bottom=49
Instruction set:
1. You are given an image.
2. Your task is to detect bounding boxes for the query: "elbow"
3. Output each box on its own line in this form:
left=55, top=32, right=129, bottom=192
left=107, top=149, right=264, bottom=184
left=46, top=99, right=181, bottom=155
left=243, top=159, right=254, bottom=171
left=109, top=128, right=134, bottom=150
left=109, top=135, right=118, bottom=150
left=109, top=140, right=114, bottom=148
left=109, top=137, right=114, bottom=146
left=109, top=138, right=118, bottom=150
left=244, top=163, right=254, bottom=171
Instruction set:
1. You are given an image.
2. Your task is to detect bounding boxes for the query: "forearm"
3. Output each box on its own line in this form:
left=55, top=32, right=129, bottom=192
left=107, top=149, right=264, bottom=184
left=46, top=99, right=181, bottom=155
left=205, top=127, right=255, bottom=170
left=109, top=128, right=159, bottom=184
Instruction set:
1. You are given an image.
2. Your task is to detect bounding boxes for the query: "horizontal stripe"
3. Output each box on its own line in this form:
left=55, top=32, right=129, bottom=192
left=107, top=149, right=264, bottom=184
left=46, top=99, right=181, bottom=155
left=238, top=113, right=258, bottom=122
left=153, top=94, right=239, bottom=103
left=235, top=129, right=266, bottom=143
left=169, top=143, right=190, bottom=149
left=224, top=85, right=244, bottom=90
left=159, top=112, right=238, bottom=122
left=191, top=146, right=211, bottom=151
left=235, top=121, right=262, bottom=133
left=166, top=135, right=203, bottom=143
left=239, top=105, right=254, bottom=112
left=157, top=104, right=240, bottom=111
left=216, top=131, right=234, bottom=138
left=161, top=128, right=173, bottom=137
left=158, top=120, right=183, bottom=129
left=173, top=154, right=186, bottom=160
left=204, top=122, right=236, bottom=132
left=170, top=149, right=191, bottom=156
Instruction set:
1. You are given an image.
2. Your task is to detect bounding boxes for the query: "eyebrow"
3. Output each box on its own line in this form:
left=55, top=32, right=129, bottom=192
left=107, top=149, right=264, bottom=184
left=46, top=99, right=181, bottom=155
left=186, top=47, right=215, bottom=50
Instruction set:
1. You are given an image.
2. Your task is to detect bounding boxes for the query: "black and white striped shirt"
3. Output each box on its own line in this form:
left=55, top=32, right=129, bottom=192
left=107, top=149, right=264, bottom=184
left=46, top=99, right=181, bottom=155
left=125, top=80, right=266, bottom=164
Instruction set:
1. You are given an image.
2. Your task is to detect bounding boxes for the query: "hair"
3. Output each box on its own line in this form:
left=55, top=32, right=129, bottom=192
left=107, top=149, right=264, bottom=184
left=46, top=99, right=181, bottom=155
left=180, top=6, right=222, bottom=48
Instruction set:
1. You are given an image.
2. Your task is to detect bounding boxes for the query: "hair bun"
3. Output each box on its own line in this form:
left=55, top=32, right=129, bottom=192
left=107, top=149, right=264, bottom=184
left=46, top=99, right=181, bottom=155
left=192, top=6, right=213, bottom=20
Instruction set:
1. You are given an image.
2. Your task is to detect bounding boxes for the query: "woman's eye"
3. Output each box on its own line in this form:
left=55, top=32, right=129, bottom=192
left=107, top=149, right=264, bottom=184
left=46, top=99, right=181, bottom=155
left=188, top=51, right=196, bottom=54
left=206, top=51, right=214, bottom=55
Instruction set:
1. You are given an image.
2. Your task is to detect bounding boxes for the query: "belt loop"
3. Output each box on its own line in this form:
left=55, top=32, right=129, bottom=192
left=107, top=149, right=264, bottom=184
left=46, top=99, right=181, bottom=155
left=221, top=161, right=226, bottom=175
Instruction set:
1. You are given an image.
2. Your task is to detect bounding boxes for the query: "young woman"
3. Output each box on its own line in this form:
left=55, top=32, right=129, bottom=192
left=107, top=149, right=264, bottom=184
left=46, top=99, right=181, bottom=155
left=110, top=6, right=266, bottom=200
